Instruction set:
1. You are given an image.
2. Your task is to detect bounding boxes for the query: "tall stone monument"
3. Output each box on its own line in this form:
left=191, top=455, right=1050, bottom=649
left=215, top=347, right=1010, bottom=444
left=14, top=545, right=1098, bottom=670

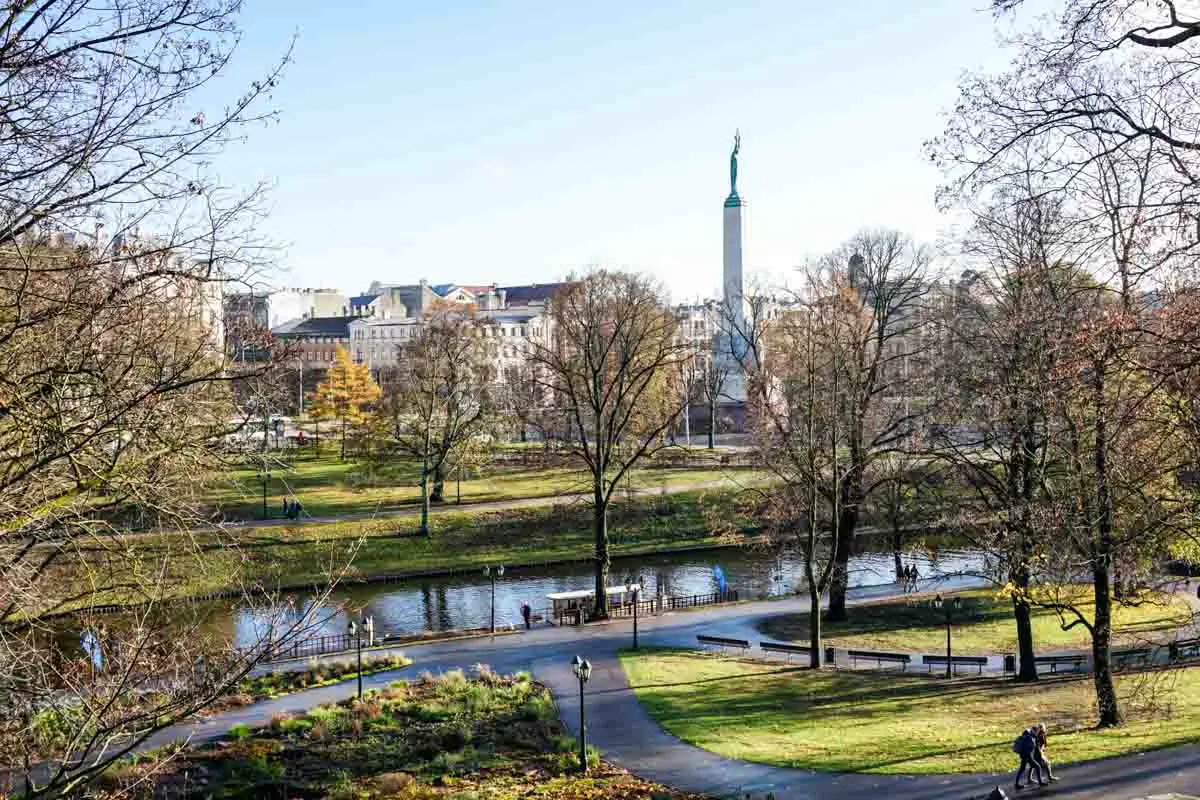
left=722, top=131, right=747, bottom=402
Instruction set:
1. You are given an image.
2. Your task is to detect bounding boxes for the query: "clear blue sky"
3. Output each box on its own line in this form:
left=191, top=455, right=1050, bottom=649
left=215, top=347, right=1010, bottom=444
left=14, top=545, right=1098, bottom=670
left=214, top=0, right=1013, bottom=299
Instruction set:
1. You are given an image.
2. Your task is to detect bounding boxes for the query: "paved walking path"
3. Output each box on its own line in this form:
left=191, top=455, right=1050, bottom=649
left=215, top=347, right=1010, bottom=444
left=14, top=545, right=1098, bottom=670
left=122, top=579, right=1200, bottom=798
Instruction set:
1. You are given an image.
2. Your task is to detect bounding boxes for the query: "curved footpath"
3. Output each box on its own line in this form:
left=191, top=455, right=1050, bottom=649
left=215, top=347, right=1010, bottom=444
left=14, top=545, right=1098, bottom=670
left=135, top=577, right=1199, bottom=800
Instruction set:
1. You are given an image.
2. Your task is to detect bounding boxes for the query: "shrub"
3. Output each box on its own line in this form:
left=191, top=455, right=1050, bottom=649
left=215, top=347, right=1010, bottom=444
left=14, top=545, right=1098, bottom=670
left=278, top=717, right=313, bottom=735
left=309, top=722, right=331, bottom=742
left=227, top=723, right=251, bottom=741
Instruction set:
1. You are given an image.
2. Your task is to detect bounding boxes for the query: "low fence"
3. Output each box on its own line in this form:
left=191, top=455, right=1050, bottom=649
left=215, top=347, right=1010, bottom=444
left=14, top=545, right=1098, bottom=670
left=267, top=632, right=361, bottom=662
left=553, top=589, right=739, bottom=627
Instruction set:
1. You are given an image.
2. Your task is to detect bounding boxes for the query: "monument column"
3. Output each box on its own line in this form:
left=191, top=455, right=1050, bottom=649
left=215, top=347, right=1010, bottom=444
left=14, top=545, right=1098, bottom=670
left=722, top=131, right=747, bottom=401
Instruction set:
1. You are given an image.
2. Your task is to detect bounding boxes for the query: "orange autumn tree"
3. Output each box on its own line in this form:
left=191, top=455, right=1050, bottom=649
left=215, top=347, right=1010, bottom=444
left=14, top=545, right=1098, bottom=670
left=310, top=346, right=382, bottom=460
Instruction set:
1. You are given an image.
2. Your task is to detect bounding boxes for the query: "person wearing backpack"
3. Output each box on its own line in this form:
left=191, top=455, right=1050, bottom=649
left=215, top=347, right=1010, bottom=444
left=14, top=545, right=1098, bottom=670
left=1013, top=726, right=1045, bottom=789
left=1033, top=722, right=1058, bottom=782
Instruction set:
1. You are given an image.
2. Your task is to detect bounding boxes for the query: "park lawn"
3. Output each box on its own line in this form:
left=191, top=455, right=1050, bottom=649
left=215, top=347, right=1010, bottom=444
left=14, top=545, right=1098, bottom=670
left=620, top=649, right=1200, bottom=774
left=45, top=487, right=756, bottom=609
left=98, top=670, right=706, bottom=800
left=210, top=449, right=761, bottom=520
left=756, top=588, right=1195, bottom=655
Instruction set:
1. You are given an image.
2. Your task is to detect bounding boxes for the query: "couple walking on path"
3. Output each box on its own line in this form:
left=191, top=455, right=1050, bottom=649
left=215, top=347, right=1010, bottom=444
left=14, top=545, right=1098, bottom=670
left=1013, top=722, right=1058, bottom=790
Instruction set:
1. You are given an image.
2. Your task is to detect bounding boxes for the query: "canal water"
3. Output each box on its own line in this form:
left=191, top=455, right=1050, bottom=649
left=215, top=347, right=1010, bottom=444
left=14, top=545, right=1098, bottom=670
left=226, top=534, right=990, bottom=649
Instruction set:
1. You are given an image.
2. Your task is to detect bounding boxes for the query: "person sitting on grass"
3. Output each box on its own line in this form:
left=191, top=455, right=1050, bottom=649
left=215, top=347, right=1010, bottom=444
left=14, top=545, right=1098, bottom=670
left=1013, top=725, right=1046, bottom=790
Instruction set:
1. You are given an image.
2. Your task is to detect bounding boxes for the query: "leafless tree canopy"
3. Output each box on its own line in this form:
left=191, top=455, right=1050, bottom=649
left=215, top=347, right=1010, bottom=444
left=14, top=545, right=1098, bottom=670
left=380, top=303, right=498, bottom=534
left=526, top=270, right=690, bottom=617
left=0, top=2, right=338, bottom=795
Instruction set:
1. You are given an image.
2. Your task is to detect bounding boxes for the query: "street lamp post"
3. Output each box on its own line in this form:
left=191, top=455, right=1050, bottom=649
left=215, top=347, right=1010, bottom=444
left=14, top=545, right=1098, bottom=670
left=483, top=564, right=504, bottom=634
left=257, top=468, right=270, bottom=519
left=571, top=655, right=592, bottom=772
left=625, top=575, right=644, bottom=650
left=348, top=614, right=370, bottom=700
left=931, top=594, right=963, bottom=678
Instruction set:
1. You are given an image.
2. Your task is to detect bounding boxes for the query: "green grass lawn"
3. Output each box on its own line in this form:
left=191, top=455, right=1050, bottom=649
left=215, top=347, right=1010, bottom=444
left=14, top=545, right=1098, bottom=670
left=208, top=449, right=762, bottom=520
left=46, top=487, right=757, bottom=609
left=99, top=670, right=707, bottom=800
left=756, top=588, right=1195, bottom=655
left=620, top=649, right=1200, bottom=774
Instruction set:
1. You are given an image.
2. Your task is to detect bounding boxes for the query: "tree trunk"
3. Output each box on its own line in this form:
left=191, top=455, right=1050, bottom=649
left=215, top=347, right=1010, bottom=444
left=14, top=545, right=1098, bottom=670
left=340, top=412, right=347, bottom=461
left=592, top=488, right=610, bottom=620
left=1092, top=560, right=1121, bottom=726
left=827, top=466, right=862, bottom=621
left=826, top=504, right=858, bottom=621
left=891, top=514, right=904, bottom=582
left=419, top=452, right=431, bottom=537
left=1012, top=591, right=1038, bottom=682
left=431, top=463, right=445, bottom=503
left=1092, top=365, right=1121, bottom=727
left=707, top=397, right=716, bottom=449
left=808, top=584, right=823, bottom=669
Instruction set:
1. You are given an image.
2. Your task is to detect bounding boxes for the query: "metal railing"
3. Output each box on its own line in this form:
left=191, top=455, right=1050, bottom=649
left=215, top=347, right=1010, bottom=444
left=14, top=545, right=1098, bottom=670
left=553, top=589, right=739, bottom=626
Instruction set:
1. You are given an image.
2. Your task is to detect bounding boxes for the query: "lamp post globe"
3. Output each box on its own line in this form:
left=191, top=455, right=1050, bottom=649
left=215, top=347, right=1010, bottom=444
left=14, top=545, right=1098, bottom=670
left=347, top=617, right=365, bottom=700
left=483, top=565, right=504, bottom=634
left=571, top=655, right=592, bottom=772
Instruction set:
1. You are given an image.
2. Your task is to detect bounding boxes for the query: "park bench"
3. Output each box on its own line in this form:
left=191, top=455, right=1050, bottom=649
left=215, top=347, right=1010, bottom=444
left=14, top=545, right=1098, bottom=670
left=1169, top=637, right=1200, bottom=662
left=845, top=649, right=911, bottom=670
left=1034, top=654, right=1087, bottom=673
left=1111, top=647, right=1153, bottom=671
left=697, top=634, right=750, bottom=654
left=923, top=654, right=988, bottom=675
left=759, top=641, right=812, bottom=662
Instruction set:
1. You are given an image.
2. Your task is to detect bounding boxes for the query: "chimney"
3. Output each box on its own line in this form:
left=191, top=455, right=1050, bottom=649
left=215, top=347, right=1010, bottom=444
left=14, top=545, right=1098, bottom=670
left=498, top=289, right=507, bottom=308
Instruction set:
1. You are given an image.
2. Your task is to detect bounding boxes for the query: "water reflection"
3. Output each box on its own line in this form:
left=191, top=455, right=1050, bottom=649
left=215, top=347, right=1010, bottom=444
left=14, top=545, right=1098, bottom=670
left=229, top=535, right=988, bottom=648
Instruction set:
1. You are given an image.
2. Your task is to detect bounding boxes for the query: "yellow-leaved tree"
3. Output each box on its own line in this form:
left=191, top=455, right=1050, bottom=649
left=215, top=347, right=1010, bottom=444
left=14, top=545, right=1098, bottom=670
left=309, top=346, right=382, bottom=460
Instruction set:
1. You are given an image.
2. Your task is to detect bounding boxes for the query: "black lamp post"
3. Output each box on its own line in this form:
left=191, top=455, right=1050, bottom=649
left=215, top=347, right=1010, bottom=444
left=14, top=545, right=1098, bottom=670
left=257, top=468, right=270, bottom=519
left=571, top=655, right=593, bottom=773
left=931, top=594, right=963, bottom=678
left=625, top=575, right=644, bottom=650
left=348, top=614, right=370, bottom=699
left=483, top=564, right=504, bottom=634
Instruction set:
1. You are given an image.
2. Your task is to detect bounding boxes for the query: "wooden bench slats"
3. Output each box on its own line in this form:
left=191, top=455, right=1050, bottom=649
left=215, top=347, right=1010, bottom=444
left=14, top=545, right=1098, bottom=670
left=845, top=649, right=911, bottom=670
left=1034, top=655, right=1087, bottom=673
left=923, top=654, right=988, bottom=674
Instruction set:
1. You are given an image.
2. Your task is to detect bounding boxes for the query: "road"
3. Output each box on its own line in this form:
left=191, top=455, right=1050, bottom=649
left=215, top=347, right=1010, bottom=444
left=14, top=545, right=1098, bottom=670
left=121, top=575, right=1200, bottom=800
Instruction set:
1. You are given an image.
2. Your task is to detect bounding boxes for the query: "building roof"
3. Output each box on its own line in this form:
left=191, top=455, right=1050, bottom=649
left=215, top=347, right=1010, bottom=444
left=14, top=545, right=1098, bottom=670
left=350, top=293, right=380, bottom=306
left=481, top=308, right=543, bottom=323
left=274, top=315, right=355, bottom=338
left=349, top=316, right=421, bottom=327
left=498, top=282, right=569, bottom=306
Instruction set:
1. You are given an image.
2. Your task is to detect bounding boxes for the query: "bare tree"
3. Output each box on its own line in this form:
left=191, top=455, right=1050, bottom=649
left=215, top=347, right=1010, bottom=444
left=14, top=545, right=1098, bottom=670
left=745, top=290, right=855, bottom=668
left=933, top=183, right=1087, bottom=682
left=526, top=270, right=690, bottom=619
left=694, top=338, right=730, bottom=450
left=0, top=2, right=350, bottom=794
left=810, top=231, right=933, bottom=621
left=381, top=303, right=498, bottom=536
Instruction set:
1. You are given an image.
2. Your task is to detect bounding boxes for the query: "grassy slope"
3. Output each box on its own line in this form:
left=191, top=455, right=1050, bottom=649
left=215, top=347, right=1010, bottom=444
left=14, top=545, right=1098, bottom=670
left=57, top=487, right=754, bottom=607
left=756, top=588, right=1195, bottom=655
left=210, top=450, right=760, bottom=520
left=621, top=649, right=1200, bottom=774
left=101, top=670, right=707, bottom=800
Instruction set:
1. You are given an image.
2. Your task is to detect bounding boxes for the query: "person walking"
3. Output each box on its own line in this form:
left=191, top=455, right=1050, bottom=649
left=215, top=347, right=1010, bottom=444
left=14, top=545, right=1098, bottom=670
left=520, top=602, right=532, bottom=630
left=902, top=565, right=913, bottom=593
left=1013, top=726, right=1045, bottom=789
left=910, top=564, right=921, bottom=592
left=1033, top=722, right=1058, bottom=782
